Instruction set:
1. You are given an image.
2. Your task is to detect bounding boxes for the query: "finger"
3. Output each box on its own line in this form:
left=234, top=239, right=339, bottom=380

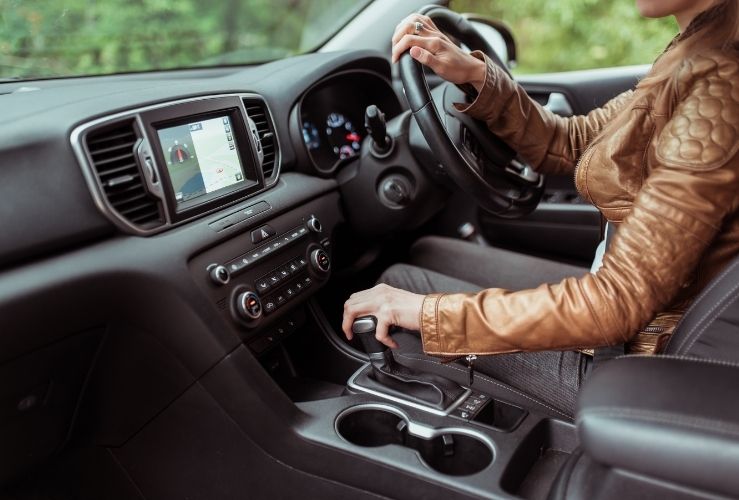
left=392, top=17, right=442, bottom=51
left=375, top=319, right=399, bottom=349
left=409, top=46, right=441, bottom=72
left=342, top=302, right=358, bottom=340
left=392, top=33, right=442, bottom=63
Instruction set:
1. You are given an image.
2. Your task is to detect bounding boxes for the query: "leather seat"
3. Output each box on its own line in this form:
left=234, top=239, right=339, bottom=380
left=662, top=253, right=739, bottom=361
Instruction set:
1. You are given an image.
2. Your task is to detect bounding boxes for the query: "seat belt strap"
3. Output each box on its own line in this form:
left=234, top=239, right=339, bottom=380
left=592, top=222, right=624, bottom=367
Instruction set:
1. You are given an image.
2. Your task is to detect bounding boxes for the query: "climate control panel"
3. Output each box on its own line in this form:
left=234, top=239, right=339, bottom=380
left=189, top=196, right=338, bottom=342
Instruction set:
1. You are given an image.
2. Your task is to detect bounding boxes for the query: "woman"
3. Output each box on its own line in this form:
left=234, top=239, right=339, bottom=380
left=342, top=0, right=739, bottom=416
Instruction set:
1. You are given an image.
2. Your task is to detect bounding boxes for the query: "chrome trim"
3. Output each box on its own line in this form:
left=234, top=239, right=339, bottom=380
left=536, top=202, right=599, bottom=213
left=347, top=363, right=472, bottom=417
left=334, top=403, right=496, bottom=451
left=70, top=92, right=281, bottom=236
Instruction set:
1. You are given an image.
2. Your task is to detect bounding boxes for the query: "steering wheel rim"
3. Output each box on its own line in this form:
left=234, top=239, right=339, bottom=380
left=399, top=6, right=544, bottom=218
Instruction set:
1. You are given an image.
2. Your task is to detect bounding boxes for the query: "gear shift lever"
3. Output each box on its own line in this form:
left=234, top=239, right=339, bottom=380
left=352, top=315, right=386, bottom=355
left=351, top=316, right=467, bottom=411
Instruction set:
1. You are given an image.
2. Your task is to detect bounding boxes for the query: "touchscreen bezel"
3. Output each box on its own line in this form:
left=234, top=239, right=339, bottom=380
left=141, top=96, right=263, bottom=222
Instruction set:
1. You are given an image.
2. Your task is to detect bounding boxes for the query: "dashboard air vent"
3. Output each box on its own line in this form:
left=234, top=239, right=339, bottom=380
left=85, top=121, right=164, bottom=228
left=244, top=99, right=278, bottom=180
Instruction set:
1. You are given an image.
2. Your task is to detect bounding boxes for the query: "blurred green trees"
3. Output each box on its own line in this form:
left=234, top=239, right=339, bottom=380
left=0, top=0, right=679, bottom=79
left=0, top=0, right=366, bottom=79
left=451, top=0, right=678, bottom=73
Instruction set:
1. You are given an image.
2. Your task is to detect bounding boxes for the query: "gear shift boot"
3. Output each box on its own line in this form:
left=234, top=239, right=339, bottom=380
left=350, top=316, right=467, bottom=412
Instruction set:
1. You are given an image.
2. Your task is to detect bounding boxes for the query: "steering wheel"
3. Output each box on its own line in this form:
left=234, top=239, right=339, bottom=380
left=399, top=6, right=544, bottom=217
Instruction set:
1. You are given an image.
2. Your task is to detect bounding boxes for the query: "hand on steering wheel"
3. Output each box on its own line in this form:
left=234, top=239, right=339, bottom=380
left=391, top=14, right=486, bottom=90
left=392, top=7, right=543, bottom=218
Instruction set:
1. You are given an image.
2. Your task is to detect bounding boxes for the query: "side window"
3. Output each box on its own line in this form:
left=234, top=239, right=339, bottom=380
left=450, top=0, right=678, bottom=73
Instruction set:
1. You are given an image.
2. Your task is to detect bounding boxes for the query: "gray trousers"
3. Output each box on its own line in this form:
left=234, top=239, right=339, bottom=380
left=378, top=236, right=591, bottom=417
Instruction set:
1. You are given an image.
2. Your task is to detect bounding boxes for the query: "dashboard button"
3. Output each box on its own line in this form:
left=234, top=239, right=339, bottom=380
left=276, top=293, right=286, bottom=305
left=287, top=261, right=300, bottom=274
left=256, top=279, right=270, bottom=292
left=235, top=291, right=263, bottom=321
left=268, top=273, right=281, bottom=286
left=303, top=276, right=313, bottom=288
left=285, top=287, right=295, bottom=298
left=294, top=282, right=304, bottom=293
left=264, top=300, right=277, bottom=315
left=208, top=264, right=230, bottom=285
left=242, top=201, right=270, bottom=219
left=278, top=266, right=290, bottom=279
left=251, top=225, right=276, bottom=244
left=307, top=216, right=322, bottom=233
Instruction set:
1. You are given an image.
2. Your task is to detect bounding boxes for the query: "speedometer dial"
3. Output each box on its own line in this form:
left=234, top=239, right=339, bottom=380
left=325, top=112, right=362, bottom=160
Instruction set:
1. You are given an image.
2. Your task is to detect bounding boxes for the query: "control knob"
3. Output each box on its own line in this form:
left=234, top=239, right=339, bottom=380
left=310, top=248, right=331, bottom=274
left=235, top=291, right=263, bottom=320
left=307, top=215, right=322, bottom=233
left=208, top=264, right=230, bottom=285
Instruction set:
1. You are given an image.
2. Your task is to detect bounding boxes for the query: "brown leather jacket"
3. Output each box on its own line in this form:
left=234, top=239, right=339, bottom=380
left=419, top=49, right=739, bottom=357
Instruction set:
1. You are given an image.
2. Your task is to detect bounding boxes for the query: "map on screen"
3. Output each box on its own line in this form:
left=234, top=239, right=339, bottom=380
left=157, top=115, right=245, bottom=206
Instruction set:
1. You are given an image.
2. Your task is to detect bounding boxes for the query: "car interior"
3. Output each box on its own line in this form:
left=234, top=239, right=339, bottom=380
left=2, top=1, right=739, bottom=499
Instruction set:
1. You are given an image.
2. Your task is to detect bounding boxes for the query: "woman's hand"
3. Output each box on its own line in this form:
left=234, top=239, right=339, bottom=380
left=391, top=14, right=486, bottom=91
left=342, top=284, right=425, bottom=349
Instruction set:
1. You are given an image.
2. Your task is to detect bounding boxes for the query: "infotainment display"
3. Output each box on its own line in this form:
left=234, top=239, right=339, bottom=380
left=157, top=115, right=254, bottom=209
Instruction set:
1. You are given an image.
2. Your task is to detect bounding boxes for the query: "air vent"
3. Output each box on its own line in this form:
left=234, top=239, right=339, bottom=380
left=244, top=99, right=278, bottom=180
left=85, top=121, right=164, bottom=229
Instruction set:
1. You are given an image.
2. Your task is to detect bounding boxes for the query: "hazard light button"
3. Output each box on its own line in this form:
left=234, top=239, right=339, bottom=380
left=251, top=225, right=276, bottom=244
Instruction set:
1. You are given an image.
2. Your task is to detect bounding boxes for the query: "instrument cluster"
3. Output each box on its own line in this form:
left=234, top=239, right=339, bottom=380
left=298, top=70, right=402, bottom=174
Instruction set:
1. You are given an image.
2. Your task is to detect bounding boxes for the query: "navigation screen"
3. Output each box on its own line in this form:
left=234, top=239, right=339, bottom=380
left=157, top=115, right=247, bottom=207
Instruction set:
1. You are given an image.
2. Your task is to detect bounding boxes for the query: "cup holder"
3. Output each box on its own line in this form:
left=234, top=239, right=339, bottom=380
left=336, top=405, right=493, bottom=476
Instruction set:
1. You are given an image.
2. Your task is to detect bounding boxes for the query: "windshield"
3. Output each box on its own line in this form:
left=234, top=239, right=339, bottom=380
left=0, top=0, right=371, bottom=80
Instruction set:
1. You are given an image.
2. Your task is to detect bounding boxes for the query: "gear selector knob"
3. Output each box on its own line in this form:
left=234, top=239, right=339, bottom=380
left=352, top=315, right=387, bottom=354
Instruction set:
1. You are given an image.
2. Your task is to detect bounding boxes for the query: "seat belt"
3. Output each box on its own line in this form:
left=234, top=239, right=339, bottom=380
left=591, top=222, right=625, bottom=367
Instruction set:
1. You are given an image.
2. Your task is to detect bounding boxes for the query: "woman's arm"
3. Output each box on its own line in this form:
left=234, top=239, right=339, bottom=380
left=457, top=52, right=634, bottom=175
left=419, top=56, right=739, bottom=355
left=343, top=54, right=739, bottom=353
left=391, top=15, right=633, bottom=175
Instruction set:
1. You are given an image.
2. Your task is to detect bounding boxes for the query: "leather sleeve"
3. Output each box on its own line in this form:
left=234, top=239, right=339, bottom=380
left=421, top=55, right=739, bottom=356
left=455, top=51, right=634, bottom=175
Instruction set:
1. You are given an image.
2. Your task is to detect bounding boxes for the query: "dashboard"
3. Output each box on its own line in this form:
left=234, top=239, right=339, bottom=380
left=0, top=50, right=407, bottom=483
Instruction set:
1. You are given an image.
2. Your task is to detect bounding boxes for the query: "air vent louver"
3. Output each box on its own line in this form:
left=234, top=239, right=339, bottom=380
left=244, top=100, right=278, bottom=180
left=86, top=121, right=164, bottom=228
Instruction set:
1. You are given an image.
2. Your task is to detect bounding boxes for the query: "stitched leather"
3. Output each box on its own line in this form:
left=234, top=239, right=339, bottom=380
left=657, top=55, right=739, bottom=170
left=420, top=50, right=739, bottom=356
left=666, top=255, right=739, bottom=354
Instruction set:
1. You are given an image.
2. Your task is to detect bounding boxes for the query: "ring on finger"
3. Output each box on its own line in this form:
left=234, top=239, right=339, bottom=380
left=414, top=21, right=424, bottom=35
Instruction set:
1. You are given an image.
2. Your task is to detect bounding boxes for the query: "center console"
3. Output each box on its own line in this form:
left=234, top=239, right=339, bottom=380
left=287, top=316, right=580, bottom=499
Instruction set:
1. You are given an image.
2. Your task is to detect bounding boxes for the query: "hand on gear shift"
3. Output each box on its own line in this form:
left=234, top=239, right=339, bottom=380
left=351, top=316, right=467, bottom=411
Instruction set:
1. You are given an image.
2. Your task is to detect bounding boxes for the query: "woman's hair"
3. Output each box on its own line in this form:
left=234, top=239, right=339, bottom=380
left=638, top=0, right=739, bottom=92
